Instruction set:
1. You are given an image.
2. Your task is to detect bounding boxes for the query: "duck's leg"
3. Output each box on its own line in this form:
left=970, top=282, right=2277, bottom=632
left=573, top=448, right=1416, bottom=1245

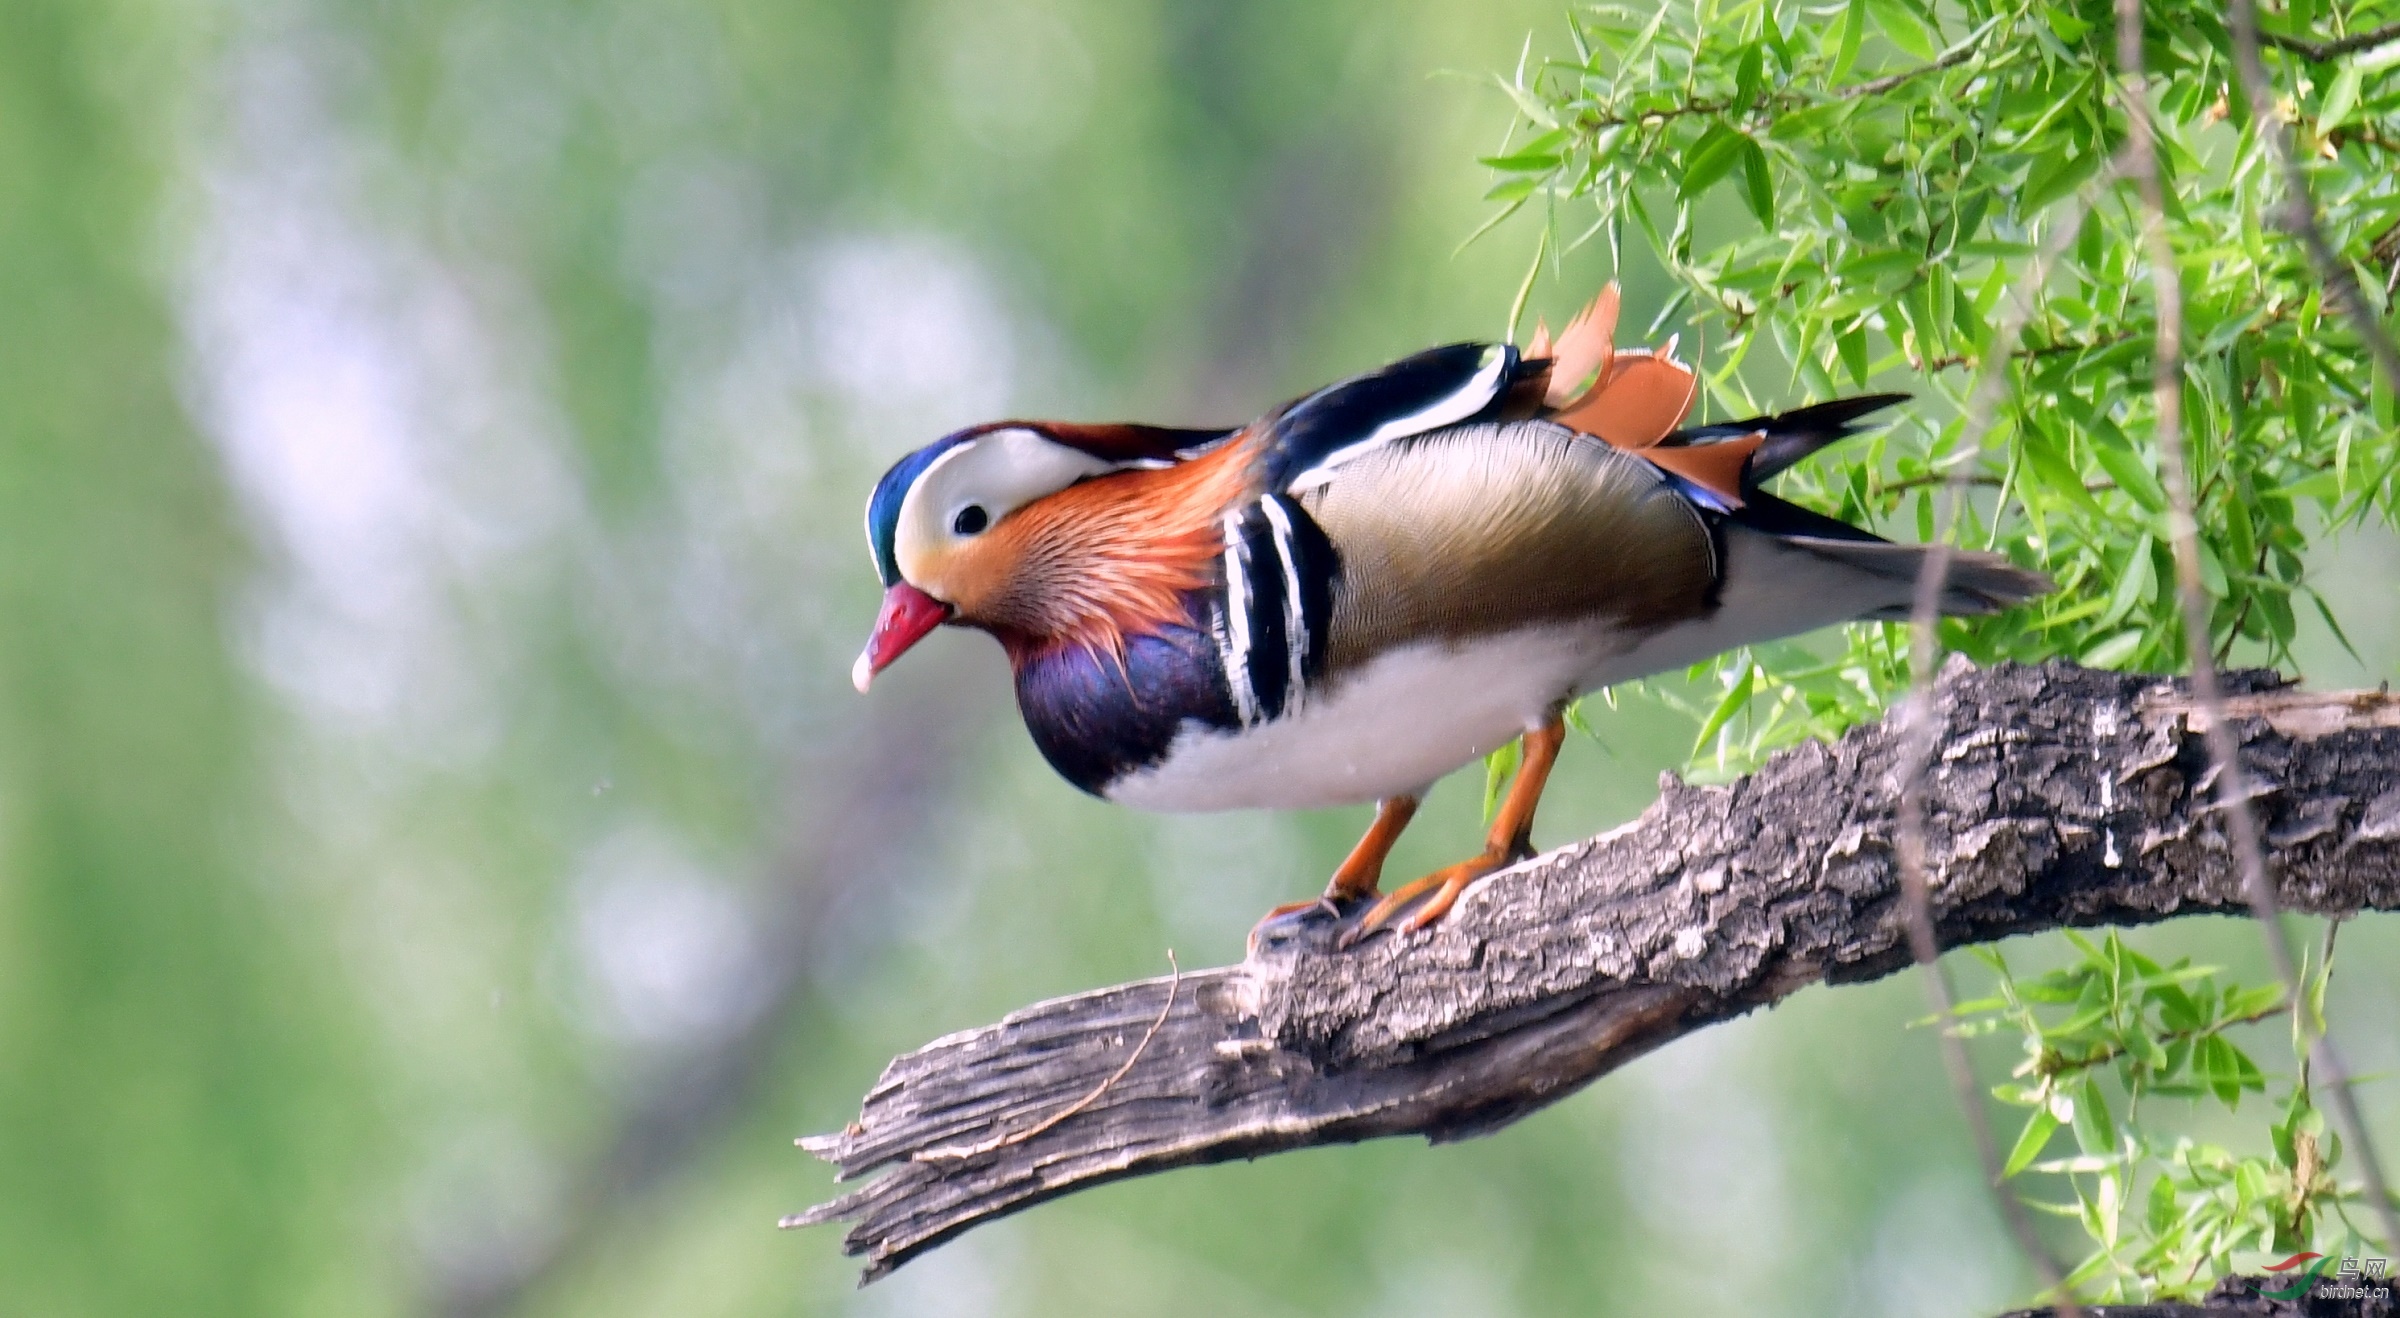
left=1354, top=713, right=1567, bottom=938
left=1324, top=793, right=1422, bottom=902
left=1252, top=795, right=1422, bottom=926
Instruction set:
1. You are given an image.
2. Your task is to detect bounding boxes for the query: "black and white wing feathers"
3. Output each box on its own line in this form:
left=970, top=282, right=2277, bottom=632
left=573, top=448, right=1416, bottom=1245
left=1259, top=342, right=1534, bottom=491
left=1214, top=492, right=1338, bottom=726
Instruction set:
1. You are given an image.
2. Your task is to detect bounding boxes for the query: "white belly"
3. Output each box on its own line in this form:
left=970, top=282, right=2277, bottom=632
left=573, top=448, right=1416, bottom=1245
left=1106, top=627, right=1605, bottom=812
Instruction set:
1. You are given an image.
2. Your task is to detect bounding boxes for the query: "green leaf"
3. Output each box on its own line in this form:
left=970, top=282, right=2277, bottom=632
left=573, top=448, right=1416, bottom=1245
left=2022, top=1196, right=2089, bottom=1219
left=1680, top=124, right=1749, bottom=200
left=2072, top=1076, right=2117, bottom=1154
left=2006, top=1106, right=2063, bottom=1178
left=1832, top=0, right=1868, bottom=82
left=1734, top=40, right=1765, bottom=105
left=1836, top=324, right=1870, bottom=386
left=2080, top=630, right=2142, bottom=670
left=1491, top=71, right=1560, bottom=130
left=2129, top=1022, right=2171, bottom=1071
left=2147, top=1170, right=2179, bottom=1233
left=2024, top=968, right=2091, bottom=1004
left=2088, top=431, right=2168, bottom=512
left=2029, top=1153, right=2120, bottom=1175
left=1837, top=249, right=1923, bottom=286
left=2320, top=61, right=2364, bottom=132
left=1768, top=100, right=1851, bottom=141
left=2197, top=1036, right=2240, bottom=1107
left=2020, top=147, right=2101, bottom=218
left=2097, top=535, right=2156, bottom=631
left=2220, top=983, right=2283, bottom=1021
left=1868, top=0, right=1939, bottom=60
left=2022, top=427, right=2102, bottom=518
left=1691, top=659, right=1756, bottom=758
left=1740, top=139, right=1775, bottom=226
left=1479, top=150, right=1563, bottom=172
left=2152, top=979, right=2202, bottom=1032
left=1481, top=739, right=1521, bottom=821
left=2227, top=1043, right=2264, bottom=1094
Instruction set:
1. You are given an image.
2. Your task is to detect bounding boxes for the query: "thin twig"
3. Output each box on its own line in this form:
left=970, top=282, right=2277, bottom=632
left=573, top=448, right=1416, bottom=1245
left=1837, top=17, right=2000, bottom=100
left=2299, top=918, right=2343, bottom=1094
left=1567, top=19, right=1999, bottom=135
left=1878, top=472, right=2008, bottom=495
left=2260, top=20, right=2400, bottom=62
left=1894, top=147, right=2103, bottom=1318
left=2215, top=0, right=2400, bottom=1252
left=1873, top=473, right=2119, bottom=497
left=909, top=951, right=1181, bottom=1163
left=1918, top=329, right=2142, bottom=373
left=2034, top=1002, right=2291, bottom=1079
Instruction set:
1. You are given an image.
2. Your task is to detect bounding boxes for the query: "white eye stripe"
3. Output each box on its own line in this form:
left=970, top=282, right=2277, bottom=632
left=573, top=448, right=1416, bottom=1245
left=890, top=431, right=1115, bottom=583
left=914, top=441, right=976, bottom=483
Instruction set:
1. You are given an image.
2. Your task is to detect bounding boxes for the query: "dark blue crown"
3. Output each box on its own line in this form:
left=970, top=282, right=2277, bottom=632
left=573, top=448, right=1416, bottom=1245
left=863, top=434, right=969, bottom=587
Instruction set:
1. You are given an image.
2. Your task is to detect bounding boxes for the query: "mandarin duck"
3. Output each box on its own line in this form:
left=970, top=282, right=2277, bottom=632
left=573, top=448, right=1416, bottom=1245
left=853, top=285, right=2049, bottom=942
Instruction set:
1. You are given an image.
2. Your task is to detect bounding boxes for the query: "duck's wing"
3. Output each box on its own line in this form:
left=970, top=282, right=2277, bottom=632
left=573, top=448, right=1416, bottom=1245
left=1258, top=342, right=1546, bottom=491
left=1244, top=315, right=1745, bottom=512
left=1202, top=343, right=1551, bottom=718
left=1217, top=325, right=2045, bottom=709
left=1226, top=339, right=1851, bottom=687
left=1297, top=420, right=1720, bottom=675
left=1295, top=402, right=2050, bottom=684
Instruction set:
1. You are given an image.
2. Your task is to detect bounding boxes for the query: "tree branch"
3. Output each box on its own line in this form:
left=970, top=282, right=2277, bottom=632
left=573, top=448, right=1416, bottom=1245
left=2260, top=20, right=2400, bottom=62
left=789, top=660, right=2400, bottom=1283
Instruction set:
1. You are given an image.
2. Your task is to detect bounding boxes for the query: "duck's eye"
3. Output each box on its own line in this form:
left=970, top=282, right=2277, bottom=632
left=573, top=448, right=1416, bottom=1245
left=951, top=504, right=990, bottom=536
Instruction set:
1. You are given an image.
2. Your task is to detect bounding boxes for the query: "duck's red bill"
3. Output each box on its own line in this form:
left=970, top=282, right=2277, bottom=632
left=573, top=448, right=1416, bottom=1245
left=852, top=583, right=952, bottom=692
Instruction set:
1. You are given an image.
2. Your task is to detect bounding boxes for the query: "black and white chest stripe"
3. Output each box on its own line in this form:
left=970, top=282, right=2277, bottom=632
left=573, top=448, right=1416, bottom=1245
left=1213, top=492, right=1337, bottom=726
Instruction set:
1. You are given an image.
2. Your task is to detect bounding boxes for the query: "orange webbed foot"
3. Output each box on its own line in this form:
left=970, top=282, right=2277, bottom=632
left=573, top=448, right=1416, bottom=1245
left=1342, top=850, right=1510, bottom=946
left=1340, top=715, right=1566, bottom=948
left=1249, top=794, right=1425, bottom=956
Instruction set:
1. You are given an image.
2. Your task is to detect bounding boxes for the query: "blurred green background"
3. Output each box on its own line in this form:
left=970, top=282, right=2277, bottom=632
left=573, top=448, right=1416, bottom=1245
left=2, top=1, right=2394, bottom=1314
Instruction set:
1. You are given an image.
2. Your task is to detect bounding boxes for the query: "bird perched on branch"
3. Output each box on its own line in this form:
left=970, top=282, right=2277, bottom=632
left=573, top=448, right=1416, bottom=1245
left=853, top=285, right=2049, bottom=942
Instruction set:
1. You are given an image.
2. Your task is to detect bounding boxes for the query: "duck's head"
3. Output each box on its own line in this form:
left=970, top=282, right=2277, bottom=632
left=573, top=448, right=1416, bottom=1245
left=853, top=421, right=1233, bottom=691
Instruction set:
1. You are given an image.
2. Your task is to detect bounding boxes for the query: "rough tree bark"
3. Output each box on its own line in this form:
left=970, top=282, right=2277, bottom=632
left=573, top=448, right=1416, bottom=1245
left=788, top=659, right=2400, bottom=1284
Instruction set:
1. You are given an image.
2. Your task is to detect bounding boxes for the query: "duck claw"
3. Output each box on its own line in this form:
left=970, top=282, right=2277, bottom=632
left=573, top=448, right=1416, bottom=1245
left=1246, top=895, right=1349, bottom=957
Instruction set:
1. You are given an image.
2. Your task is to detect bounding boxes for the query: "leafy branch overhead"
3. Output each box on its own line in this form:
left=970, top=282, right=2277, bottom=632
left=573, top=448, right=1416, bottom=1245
left=1485, top=0, right=2400, bottom=773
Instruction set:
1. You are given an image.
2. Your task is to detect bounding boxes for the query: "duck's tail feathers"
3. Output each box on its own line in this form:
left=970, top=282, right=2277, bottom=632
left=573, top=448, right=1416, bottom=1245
left=1722, top=486, right=2053, bottom=619
left=1666, top=392, right=1912, bottom=487
left=1777, top=536, right=2055, bottom=619
left=1610, top=524, right=2049, bottom=685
